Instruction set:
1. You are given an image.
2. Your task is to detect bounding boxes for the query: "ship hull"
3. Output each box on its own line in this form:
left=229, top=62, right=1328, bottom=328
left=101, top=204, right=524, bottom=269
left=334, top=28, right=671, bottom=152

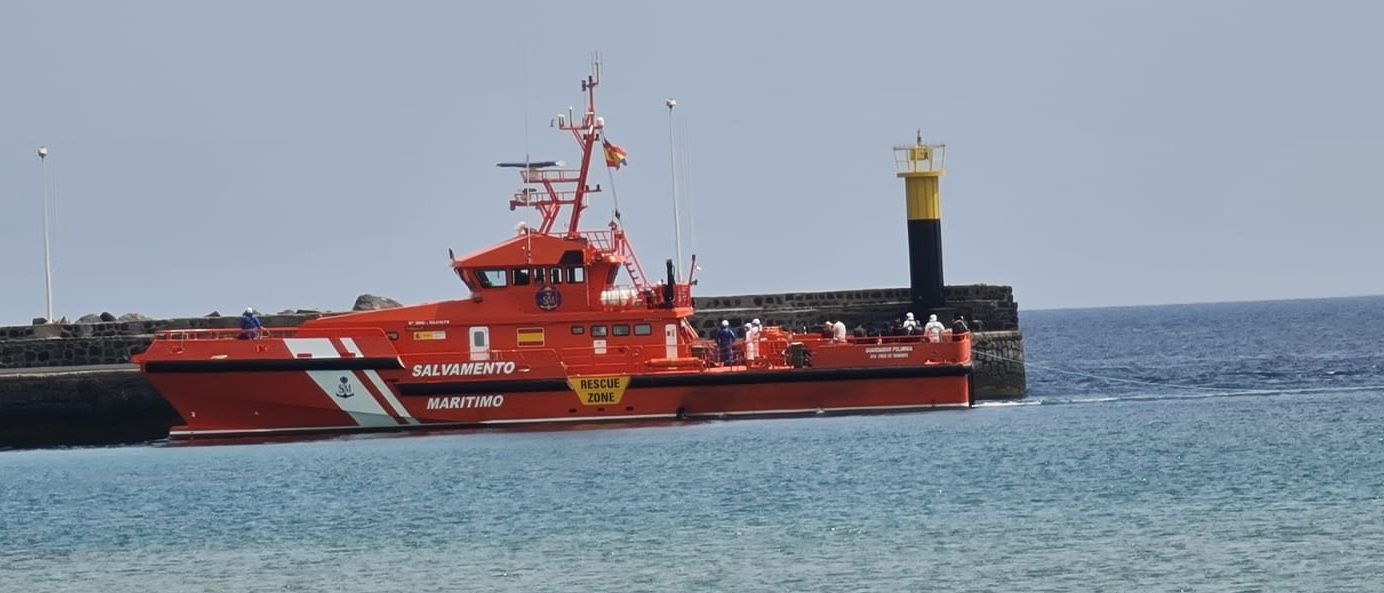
left=145, top=366, right=971, bottom=439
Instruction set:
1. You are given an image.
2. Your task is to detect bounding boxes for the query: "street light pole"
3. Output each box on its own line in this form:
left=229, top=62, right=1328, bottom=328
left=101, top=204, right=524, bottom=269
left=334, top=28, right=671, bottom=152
left=37, top=146, right=53, bottom=323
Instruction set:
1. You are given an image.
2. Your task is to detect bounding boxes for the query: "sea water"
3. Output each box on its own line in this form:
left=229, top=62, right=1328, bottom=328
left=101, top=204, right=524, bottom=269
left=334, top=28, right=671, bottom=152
left=2, top=297, right=1382, bottom=592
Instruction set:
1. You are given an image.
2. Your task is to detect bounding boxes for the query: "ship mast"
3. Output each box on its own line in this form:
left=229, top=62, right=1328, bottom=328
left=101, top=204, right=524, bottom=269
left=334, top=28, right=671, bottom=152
left=503, top=57, right=654, bottom=292
left=564, top=58, right=601, bottom=237
left=508, top=56, right=605, bottom=238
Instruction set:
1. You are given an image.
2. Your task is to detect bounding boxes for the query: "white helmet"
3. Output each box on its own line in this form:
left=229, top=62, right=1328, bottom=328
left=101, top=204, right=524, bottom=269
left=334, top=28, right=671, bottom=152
left=906, top=312, right=915, bottom=320
left=928, top=314, right=938, bottom=322
left=244, top=307, right=254, bottom=315
left=752, top=318, right=761, bottom=326
left=721, top=320, right=730, bottom=327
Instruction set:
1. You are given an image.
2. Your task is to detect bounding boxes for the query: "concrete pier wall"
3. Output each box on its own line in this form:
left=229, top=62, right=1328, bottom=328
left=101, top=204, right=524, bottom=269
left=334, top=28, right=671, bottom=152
left=970, top=331, right=1027, bottom=398
left=0, top=366, right=173, bottom=447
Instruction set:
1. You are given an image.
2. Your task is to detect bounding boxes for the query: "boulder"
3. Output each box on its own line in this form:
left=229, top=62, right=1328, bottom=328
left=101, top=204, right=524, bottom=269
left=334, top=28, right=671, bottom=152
left=32, top=317, right=47, bottom=325
left=100, top=312, right=118, bottom=322
left=205, top=311, right=221, bottom=318
left=353, top=294, right=402, bottom=311
left=77, top=314, right=104, bottom=324
left=117, top=313, right=151, bottom=321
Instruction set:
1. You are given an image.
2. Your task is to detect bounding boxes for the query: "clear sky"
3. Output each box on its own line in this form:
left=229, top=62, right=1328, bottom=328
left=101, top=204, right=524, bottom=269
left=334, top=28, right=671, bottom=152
left=2, top=1, right=1382, bottom=325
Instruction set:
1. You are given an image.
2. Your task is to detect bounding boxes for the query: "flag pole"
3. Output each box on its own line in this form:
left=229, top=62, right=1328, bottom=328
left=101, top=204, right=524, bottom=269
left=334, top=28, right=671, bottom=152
left=605, top=164, right=622, bottom=224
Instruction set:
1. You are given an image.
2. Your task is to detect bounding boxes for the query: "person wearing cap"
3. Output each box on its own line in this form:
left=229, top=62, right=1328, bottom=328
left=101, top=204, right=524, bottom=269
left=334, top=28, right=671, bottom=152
left=714, top=320, right=737, bottom=366
left=238, top=307, right=264, bottom=340
left=923, top=314, right=946, bottom=343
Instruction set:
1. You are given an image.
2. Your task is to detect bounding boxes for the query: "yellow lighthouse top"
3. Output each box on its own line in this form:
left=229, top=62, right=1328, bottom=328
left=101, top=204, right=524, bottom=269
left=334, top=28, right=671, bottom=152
left=893, top=131, right=946, bottom=177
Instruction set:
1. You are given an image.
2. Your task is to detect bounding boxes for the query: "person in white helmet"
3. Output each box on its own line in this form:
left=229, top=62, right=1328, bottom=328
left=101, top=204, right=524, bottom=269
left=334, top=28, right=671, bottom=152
left=715, top=320, right=737, bottom=366
left=238, top=307, right=264, bottom=340
left=832, top=320, right=848, bottom=343
left=744, top=318, right=762, bottom=362
left=923, top=313, right=946, bottom=343
left=902, top=312, right=920, bottom=335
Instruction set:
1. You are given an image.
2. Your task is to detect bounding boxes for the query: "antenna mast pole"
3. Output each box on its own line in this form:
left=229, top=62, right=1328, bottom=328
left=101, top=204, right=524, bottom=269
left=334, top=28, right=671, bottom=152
left=564, top=55, right=603, bottom=237
left=666, top=98, right=682, bottom=281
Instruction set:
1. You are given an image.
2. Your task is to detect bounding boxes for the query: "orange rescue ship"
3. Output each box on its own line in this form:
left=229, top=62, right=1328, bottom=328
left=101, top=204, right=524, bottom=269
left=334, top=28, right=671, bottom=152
left=134, top=62, right=972, bottom=439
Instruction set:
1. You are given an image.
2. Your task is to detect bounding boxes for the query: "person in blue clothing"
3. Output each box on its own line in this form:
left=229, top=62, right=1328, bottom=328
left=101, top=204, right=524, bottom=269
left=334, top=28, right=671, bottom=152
left=714, top=320, right=737, bottom=366
left=239, top=307, right=264, bottom=340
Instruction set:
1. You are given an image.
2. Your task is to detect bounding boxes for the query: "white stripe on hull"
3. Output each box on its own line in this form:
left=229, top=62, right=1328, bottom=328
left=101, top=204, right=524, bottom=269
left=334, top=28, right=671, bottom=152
left=339, top=338, right=363, bottom=357
left=283, top=338, right=340, bottom=359
left=365, top=370, right=418, bottom=424
left=305, top=370, right=398, bottom=428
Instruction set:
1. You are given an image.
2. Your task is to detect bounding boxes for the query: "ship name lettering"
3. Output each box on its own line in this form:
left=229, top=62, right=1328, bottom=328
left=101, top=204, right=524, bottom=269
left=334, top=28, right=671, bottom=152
left=411, top=361, right=518, bottom=378
left=865, top=345, right=916, bottom=360
left=425, top=394, right=506, bottom=410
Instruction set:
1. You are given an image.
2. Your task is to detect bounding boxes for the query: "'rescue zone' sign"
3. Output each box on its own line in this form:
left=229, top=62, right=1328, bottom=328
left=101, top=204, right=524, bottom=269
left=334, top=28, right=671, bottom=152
left=411, top=361, right=517, bottom=378
left=567, top=375, right=631, bottom=406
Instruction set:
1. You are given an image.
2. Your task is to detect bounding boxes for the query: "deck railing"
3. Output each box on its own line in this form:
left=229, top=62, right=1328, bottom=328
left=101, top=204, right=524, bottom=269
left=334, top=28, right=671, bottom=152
left=148, top=327, right=969, bottom=371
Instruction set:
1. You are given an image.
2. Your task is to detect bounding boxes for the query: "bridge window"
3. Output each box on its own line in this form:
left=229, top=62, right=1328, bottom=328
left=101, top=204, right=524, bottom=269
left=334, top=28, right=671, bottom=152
left=612, top=324, right=630, bottom=337
left=566, top=267, right=586, bottom=283
left=477, top=269, right=508, bottom=288
left=513, top=268, right=531, bottom=286
left=532, top=267, right=545, bottom=285
left=571, top=325, right=585, bottom=335
left=549, top=268, right=563, bottom=285
left=634, top=323, right=652, bottom=336
left=591, top=325, right=608, bottom=337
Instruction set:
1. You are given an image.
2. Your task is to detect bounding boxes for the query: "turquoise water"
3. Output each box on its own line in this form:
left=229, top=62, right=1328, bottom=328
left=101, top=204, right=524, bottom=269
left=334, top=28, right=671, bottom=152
left=2, top=297, right=1383, bottom=592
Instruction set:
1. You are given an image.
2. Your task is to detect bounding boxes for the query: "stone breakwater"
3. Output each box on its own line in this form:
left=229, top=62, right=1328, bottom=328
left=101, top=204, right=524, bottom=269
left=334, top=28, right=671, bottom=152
left=0, top=313, right=323, bottom=369
left=0, top=286, right=1025, bottom=448
left=690, top=284, right=1020, bottom=335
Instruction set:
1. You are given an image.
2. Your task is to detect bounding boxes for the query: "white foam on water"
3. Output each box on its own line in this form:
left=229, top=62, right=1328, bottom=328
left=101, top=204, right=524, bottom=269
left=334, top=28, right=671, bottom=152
left=973, top=400, right=1041, bottom=408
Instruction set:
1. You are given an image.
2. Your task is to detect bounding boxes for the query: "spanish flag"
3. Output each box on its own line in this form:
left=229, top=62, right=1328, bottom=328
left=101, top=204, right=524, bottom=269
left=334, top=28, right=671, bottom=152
left=603, top=139, right=628, bottom=169
left=516, top=327, right=545, bottom=347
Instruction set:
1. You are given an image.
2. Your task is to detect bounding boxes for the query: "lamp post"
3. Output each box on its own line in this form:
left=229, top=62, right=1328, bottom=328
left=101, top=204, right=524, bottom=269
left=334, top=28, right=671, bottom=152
left=37, top=146, right=53, bottom=323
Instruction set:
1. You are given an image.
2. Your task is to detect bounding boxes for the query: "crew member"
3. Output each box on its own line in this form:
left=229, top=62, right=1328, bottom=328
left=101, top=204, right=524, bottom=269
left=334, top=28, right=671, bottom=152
left=832, top=320, right=848, bottom=343
left=902, top=312, right=920, bottom=335
left=923, top=314, right=946, bottom=343
left=744, top=319, right=762, bottom=362
left=239, top=307, right=264, bottom=340
left=951, top=315, right=970, bottom=335
left=715, top=320, right=737, bottom=366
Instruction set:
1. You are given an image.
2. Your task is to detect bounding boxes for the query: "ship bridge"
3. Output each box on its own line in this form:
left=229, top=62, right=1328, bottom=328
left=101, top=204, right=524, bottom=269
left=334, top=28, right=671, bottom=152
left=451, top=228, right=688, bottom=314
